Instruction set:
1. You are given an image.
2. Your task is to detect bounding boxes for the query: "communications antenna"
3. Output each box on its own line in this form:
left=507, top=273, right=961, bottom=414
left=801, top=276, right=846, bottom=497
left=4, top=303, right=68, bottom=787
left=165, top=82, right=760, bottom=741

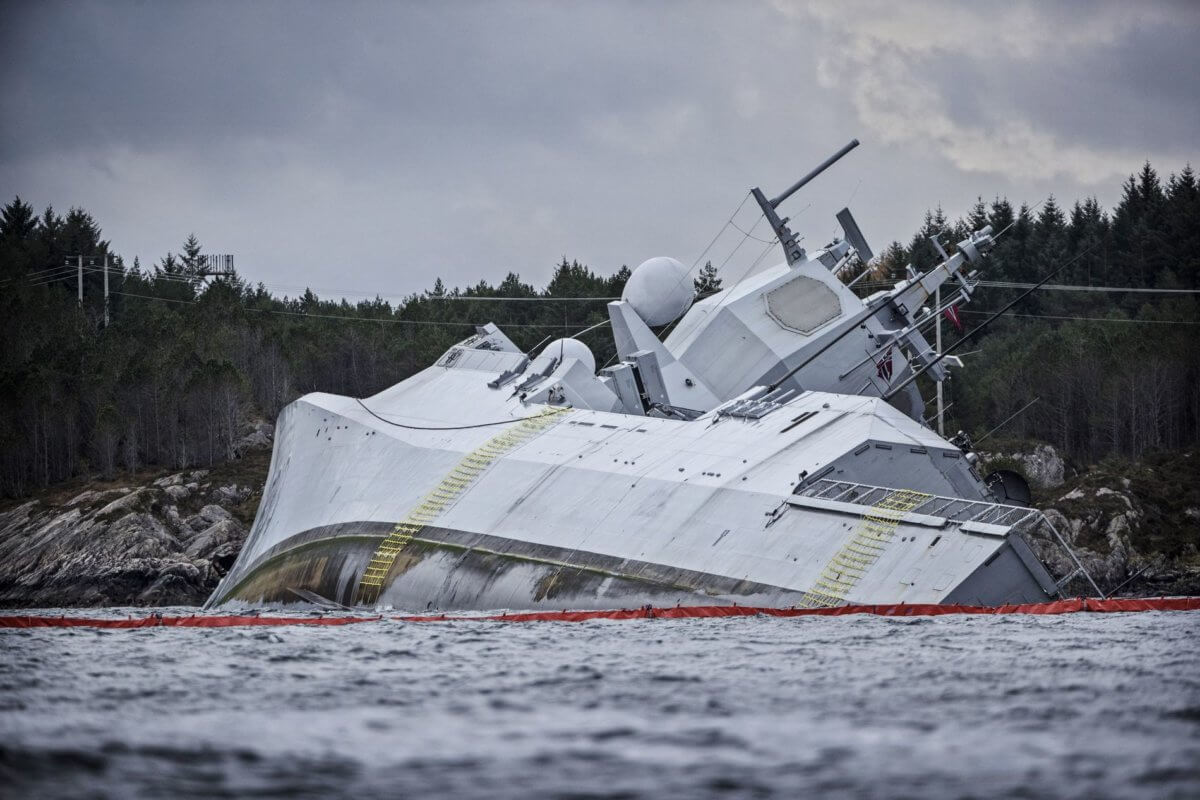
left=197, top=254, right=236, bottom=282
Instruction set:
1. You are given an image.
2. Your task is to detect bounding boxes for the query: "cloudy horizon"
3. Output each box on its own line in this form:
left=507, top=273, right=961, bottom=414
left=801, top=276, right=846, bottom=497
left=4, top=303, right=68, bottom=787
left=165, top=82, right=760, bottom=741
left=3, top=0, right=1196, bottom=300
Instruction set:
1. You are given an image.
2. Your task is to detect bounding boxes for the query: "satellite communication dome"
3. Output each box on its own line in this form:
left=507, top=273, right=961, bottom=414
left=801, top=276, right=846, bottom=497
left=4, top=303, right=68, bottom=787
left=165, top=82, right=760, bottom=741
left=540, top=337, right=596, bottom=374
left=621, top=257, right=693, bottom=326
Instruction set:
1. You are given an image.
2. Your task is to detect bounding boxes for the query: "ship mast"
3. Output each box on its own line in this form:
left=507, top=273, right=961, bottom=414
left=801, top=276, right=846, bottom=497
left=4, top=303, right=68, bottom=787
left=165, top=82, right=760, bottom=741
left=751, top=139, right=860, bottom=265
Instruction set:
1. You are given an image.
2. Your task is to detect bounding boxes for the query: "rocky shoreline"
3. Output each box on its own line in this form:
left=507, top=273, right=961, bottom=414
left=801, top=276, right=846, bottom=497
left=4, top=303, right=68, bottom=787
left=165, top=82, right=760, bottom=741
left=985, top=445, right=1200, bottom=597
left=1, top=437, right=1196, bottom=607
left=0, top=437, right=269, bottom=608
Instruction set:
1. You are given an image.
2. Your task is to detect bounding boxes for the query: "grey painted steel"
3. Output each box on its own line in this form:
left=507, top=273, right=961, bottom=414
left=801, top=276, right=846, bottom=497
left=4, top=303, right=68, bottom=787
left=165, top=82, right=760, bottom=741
left=835, top=207, right=874, bottom=264
left=769, top=139, right=861, bottom=208
left=208, top=152, right=1085, bottom=611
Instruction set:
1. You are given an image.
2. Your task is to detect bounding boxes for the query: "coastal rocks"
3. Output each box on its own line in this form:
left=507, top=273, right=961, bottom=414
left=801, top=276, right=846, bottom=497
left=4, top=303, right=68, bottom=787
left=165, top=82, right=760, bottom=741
left=982, top=443, right=1066, bottom=490
left=212, top=484, right=252, bottom=505
left=235, top=421, right=274, bottom=457
left=163, top=484, right=190, bottom=501
left=1040, top=487, right=1143, bottom=587
left=1033, top=451, right=1200, bottom=596
left=185, top=519, right=243, bottom=559
left=190, top=504, right=233, bottom=530
left=0, top=453, right=270, bottom=608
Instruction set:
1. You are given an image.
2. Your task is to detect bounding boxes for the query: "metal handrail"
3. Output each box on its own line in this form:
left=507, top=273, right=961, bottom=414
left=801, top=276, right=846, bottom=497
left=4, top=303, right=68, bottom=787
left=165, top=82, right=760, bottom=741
left=798, top=478, right=1105, bottom=597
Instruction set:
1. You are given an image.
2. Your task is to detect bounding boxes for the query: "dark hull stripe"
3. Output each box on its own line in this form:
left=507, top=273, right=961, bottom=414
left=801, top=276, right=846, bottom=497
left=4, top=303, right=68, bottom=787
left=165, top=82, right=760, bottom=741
left=214, top=521, right=802, bottom=608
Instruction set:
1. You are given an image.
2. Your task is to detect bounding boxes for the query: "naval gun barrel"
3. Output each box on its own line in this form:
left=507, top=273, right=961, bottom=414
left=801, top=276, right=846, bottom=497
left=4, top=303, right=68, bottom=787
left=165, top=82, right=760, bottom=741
left=769, top=139, right=860, bottom=208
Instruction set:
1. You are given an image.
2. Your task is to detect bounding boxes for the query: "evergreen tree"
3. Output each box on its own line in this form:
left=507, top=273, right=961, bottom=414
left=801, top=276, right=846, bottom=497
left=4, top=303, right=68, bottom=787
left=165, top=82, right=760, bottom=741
left=1, top=163, right=1198, bottom=498
left=1165, top=165, right=1199, bottom=288
left=693, top=261, right=721, bottom=295
left=875, top=241, right=908, bottom=283
left=606, top=265, right=631, bottom=296
left=966, top=197, right=989, bottom=232
left=181, top=234, right=203, bottom=277
left=0, top=196, right=37, bottom=243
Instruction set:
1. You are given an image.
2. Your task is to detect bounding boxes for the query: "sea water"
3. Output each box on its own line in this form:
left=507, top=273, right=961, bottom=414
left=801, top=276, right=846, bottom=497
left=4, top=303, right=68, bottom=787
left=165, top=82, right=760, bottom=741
left=2, top=609, right=1198, bottom=799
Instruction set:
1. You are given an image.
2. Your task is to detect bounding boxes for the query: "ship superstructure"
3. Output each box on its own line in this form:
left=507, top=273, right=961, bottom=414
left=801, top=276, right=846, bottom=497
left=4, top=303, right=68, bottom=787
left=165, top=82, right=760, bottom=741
left=209, top=141, right=1097, bottom=611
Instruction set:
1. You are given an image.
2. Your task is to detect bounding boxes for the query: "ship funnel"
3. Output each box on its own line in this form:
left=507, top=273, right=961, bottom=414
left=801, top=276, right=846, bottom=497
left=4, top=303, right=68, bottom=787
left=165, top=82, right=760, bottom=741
left=836, top=207, right=874, bottom=264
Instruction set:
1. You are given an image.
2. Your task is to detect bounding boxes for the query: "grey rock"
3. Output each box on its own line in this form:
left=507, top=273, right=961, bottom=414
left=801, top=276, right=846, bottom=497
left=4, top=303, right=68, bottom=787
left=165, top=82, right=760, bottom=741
left=235, top=422, right=274, bottom=456
left=186, top=519, right=243, bottom=559
left=95, top=488, right=154, bottom=519
left=984, top=444, right=1066, bottom=489
left=0, top=471, right=249, bottom=608
left=66, top=489, right=109, bottom=507
left=163, top=484, right=190, bottom=501
left=198, top=504, right=233, bottom=526
left=1035, top=474, right=1190, bottom=595
left=212, top=484, right=251, bottom=505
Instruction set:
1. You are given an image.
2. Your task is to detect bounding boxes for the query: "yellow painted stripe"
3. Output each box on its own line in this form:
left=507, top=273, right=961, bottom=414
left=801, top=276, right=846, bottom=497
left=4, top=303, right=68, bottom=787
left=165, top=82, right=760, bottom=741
left=800, top=488, right=931, bottom=609
left=356, top=407, right=568, bottom=605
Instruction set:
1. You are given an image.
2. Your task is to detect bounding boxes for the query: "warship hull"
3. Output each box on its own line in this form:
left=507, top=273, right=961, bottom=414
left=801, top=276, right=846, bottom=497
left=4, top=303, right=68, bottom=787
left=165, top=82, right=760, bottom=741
left=208, top=369, right=1061, bottom=611
left=209, top=144, right=1091, bottom=612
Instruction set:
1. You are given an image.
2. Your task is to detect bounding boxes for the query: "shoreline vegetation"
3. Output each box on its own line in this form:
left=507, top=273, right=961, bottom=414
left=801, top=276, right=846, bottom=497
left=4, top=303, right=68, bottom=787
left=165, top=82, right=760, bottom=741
left=1, top=162, right=1197, bottom=605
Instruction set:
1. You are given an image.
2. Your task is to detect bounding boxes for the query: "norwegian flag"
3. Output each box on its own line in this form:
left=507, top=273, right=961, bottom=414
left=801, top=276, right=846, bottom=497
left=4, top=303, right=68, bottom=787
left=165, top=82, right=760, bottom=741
left=943, top=304, right=964, bottom=332
left=875, top=346, right=894, bottom=381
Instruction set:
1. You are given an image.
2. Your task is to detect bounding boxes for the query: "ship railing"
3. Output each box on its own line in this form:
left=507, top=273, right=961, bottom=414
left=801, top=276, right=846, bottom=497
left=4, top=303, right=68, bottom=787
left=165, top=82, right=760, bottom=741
left=798, top=478, right=1105, bottom=597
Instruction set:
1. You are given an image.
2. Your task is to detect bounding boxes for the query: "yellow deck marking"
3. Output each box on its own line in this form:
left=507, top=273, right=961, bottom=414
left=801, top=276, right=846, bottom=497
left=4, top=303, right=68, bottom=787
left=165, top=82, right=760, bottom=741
left=800, top=488, right=931, bottom=608
left=356, top=408, right=568, bottom=605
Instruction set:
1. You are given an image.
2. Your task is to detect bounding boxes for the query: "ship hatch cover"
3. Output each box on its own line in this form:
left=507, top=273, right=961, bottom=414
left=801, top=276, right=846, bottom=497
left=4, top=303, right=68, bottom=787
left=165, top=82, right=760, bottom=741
left=764, top=275, right=842, bottom=334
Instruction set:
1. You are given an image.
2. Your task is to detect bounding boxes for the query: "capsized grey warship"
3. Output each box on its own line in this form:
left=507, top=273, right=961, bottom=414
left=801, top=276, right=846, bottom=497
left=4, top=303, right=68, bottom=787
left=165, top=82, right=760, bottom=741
left=208, top=140, right=1100, bottom=611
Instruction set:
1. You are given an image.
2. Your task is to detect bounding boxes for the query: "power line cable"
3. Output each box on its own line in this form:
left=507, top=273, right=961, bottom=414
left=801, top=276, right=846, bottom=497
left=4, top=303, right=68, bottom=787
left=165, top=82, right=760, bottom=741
left=729, top=219, right=778, bottom=245
left=355, top=398, right=561, bottom=431
left=975, top=397, right=1041, bottom=444
left=689, top=191, right=753, bottom=272
left=958, top=310, right=1200, bottom=325
left=883, top=244, right=1096, bottom=401
left=975, top=281, right=1200, bottom=294
left=47, top=264, right=626, bottom=302
left=108, top=290, right=607, bottom=329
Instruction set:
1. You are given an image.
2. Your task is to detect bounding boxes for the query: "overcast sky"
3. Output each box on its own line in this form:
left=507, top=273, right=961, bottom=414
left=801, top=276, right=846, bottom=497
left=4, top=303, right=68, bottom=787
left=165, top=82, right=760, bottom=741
left=2, top=1, right=1197, bottom=301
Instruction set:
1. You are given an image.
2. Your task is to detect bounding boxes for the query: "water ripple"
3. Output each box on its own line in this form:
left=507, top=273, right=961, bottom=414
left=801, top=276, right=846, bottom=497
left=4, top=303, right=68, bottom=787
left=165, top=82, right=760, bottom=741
left=1, top=610, right=1198, bottom=798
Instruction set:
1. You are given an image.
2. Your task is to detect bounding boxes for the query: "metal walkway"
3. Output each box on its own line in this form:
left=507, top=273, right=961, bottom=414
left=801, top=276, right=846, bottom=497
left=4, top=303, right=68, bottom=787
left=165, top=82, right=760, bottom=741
left=801, top=488, right=932, bottom=608
left=796, top=478, right=1104, bottom=597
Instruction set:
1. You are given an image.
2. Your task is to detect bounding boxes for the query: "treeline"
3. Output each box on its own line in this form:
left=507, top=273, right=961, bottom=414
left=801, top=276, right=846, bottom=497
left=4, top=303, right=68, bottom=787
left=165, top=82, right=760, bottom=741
left=855, top=162, right=1199, bottom=462
left=0, top=162, right=1196, bottom=497
left=0, top=202, right=630, bottom=496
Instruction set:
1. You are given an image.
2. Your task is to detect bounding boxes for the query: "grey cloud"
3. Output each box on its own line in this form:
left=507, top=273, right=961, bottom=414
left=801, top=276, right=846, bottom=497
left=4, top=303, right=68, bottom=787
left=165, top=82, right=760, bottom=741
left=1, top=1, right=1195, bottom=299
left=798, top=0, right=1196, bottom=183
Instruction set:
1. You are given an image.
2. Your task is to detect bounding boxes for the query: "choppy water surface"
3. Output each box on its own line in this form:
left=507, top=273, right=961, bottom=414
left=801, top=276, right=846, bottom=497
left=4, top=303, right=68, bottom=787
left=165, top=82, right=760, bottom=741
left=2, top=610, right=1198, bottom=799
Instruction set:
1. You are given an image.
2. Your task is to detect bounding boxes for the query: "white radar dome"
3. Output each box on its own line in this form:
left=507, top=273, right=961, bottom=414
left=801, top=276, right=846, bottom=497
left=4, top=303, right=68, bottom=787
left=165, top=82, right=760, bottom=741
left=540, top=337, right=596, bottom=373
left=621, top=256, right=693, bottom=326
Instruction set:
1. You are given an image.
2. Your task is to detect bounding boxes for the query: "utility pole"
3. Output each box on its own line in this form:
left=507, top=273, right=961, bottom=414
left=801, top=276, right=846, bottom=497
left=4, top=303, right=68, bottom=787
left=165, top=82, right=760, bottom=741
left=103, top=254, right=110, bottom=326
left=935, top=284, right=944, bottom=436
left=67, top=253, right=112, bottom=324
left=928, top=233, right=949, bottom=437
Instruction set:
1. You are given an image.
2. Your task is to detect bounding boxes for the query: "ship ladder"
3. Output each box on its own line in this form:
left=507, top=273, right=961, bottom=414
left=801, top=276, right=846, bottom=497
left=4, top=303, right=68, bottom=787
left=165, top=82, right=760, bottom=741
left=800, top=488, right=931, bottom=609
left=356, top=408, right=568, bottom=606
